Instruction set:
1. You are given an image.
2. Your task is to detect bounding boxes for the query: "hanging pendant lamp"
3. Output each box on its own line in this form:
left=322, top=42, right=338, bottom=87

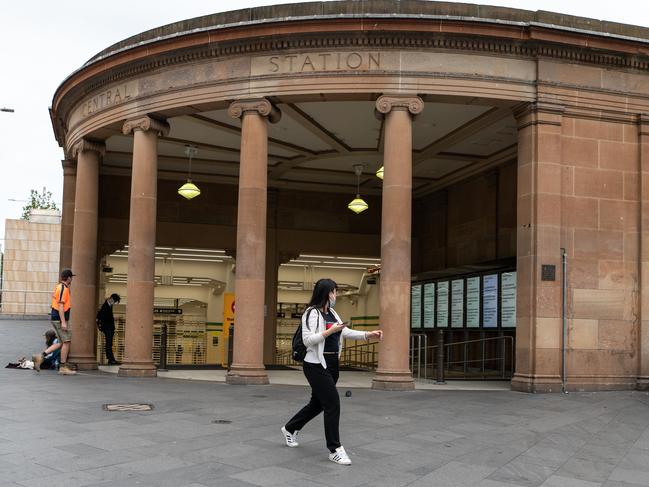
left=376, top=165, right=384, bottom=180
left=178, top=145, right=201, bottom=200
left=347, top=164, right=369, bottom=214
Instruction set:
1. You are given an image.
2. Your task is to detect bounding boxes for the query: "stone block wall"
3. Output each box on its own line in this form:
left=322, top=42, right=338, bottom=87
left=1, top=211, right=61, bottom=315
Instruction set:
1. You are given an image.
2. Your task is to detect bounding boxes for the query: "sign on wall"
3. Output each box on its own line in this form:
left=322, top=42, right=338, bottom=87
left=451, top=279, right=464, bottom=327
left=501, top=272, right=517, bottom=327
left=466, top=277, right=480, bottom=328
left=436, top=281, right=449, bottom=327
left=483, top=274, right=498, bottom=328
left=411, top=284, right=422, bottom=328
left=423, top=283, right=435, bottom=328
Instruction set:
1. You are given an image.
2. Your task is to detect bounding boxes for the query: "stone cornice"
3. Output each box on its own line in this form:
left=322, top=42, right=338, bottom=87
left=375, top=95, right=424, bottom=116
left=228, top=99, right=281, bottom=123
left=513, top=102, right=565, bottom=129
left=71, top=139, right=106, bottom=158
left=122, top=116, right=170, bottom=136
left=54, top=30, right=649, bottom=120
left=640, top=113, right=649, bottom=136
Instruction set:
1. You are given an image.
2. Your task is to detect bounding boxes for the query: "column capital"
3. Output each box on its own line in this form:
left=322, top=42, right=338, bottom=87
left=71, top=139, right=106, bottom=158
left=61, top=159, right=77, bottom=175
left=228, top=98, right=281, bottom=124
left=513, top=102, right=565, bottom=129
left=122, top=116, right=170, bottom=136
left=375, top=95, right=424, bottom=116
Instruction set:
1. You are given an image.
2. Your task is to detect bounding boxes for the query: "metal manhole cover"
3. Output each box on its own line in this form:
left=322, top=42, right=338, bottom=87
left=212, top=419, right=232, bottom=424
left=251, top=395, right=267, bottom=398
left=103, top=403, right=153, bottom=411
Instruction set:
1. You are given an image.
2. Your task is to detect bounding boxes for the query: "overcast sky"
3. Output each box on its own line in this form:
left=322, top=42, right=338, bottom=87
left=1, top=0, right=648, bottom=249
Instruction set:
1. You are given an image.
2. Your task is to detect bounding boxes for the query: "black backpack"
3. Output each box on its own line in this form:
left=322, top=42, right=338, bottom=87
left=291, top=308, right=316, bottom=362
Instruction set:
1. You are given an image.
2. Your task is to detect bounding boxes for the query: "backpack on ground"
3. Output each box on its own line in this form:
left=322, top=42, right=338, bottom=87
left=291, top=308, right=316, bottom=362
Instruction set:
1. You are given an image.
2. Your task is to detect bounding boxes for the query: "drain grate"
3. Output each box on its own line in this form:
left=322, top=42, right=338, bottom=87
left=103, top=403, right=153, bottom=412
left=212, top=419, right=232, bottom=424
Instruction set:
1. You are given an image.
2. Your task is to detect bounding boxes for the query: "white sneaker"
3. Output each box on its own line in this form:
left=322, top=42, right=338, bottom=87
left=281, top=426, right=299, bottom=447
left=329, top=446, right=352, bottom=465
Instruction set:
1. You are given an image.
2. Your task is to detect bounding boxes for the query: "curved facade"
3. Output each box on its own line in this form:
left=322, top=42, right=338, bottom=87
left=51, top=1, right=649, bottom=391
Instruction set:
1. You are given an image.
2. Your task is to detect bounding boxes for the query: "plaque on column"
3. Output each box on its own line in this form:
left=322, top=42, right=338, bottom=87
left=436, top=281, right=449, bottom=327
left=423, top=282, right=435, bottom=328
left=411, top=284, right=422, bottom=328
left=466, top=277, right=480, bottom=328
left=483, top=274, right=498, bottom=328
left=451, top=279, right=464, bottom=328
left=501, top=272, right=517, bottom=327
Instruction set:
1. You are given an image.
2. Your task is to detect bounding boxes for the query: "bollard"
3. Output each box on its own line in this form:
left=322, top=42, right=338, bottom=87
left=436, top=328, right=446, bottom=384
left=227, top=323, right=234, bottom=370
left=158, top=323, right=168, bottom=371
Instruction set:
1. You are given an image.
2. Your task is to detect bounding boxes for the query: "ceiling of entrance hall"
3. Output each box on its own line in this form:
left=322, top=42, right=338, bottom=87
left=104, top=100, right=517, bottom=197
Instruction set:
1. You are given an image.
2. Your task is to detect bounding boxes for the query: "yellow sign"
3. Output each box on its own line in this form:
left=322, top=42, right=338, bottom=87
left=222, top=293, right=235, bottom=366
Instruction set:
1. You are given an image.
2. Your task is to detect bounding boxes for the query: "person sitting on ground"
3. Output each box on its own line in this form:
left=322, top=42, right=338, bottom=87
left=32, top=330, right=61, bottom=372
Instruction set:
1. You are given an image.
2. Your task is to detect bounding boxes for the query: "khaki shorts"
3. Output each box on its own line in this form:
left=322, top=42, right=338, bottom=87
left=52, top=320, right=72, bottom=342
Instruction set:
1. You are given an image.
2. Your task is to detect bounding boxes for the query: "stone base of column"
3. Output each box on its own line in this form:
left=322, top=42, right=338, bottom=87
left=371, top=370, right=415, bottom=391
left=68, top=354, right=98, bottom=370
left=638, top=377, right=649, bottom=391
left=226, top=366, right=269, bottom=385
left=118, top=363, right=157, bottom=377
left=511, top=373, right=563, bottom=393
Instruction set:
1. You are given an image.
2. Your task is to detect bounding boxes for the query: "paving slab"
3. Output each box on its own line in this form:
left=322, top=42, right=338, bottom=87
left=2, top=320, right=649, bottom=487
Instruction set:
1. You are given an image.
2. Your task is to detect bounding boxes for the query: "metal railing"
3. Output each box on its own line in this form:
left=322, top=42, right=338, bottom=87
left=0, top=289, right=51, bottom=316
left=411, top=333, right=515, bottom=381
left=275, top=339, right=379, bottom=369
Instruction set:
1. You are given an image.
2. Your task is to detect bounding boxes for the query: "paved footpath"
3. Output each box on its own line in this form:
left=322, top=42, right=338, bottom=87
left=1, top=320, right=649, bottom=487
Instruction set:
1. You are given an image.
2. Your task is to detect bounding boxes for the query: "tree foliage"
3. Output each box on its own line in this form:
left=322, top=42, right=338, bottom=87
left=21, top=187, right=59, bottom=220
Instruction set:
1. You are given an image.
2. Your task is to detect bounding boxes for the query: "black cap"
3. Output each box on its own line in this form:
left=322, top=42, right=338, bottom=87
left=60, top=269, right=75, bottom=279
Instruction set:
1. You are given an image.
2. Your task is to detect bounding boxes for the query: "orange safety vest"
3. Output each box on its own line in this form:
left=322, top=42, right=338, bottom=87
left=51, top=283, right=71, bottom=313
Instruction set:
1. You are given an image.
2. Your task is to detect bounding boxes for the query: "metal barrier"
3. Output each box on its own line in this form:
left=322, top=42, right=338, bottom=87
left=0, top=289, right=51, bottom=317
left=410, top=333, right=515, bottom=381
left=276, top=339, right=380, bottom=369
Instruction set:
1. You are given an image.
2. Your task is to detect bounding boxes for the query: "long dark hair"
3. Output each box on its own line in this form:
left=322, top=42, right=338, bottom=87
left=308, top=278, right=337, bottom=310
left=45, top=330, right=57, bottom=347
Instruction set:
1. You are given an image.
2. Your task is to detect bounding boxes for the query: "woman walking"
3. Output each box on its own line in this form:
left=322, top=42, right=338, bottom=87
left=281, top=278, right=383, bottom=465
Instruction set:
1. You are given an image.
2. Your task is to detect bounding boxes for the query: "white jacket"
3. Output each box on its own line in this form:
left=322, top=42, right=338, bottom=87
left=301, top=306, right=367, bottom=368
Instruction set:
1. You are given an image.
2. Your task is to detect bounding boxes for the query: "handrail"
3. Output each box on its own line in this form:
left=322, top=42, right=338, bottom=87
left=412, top=334, right=515, bottom=380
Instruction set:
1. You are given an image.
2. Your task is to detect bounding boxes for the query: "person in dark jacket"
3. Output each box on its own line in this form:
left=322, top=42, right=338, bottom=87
left=97, top=293, right=121, bottom=365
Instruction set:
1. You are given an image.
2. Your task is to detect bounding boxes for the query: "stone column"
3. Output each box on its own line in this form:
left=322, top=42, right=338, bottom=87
left=59, top=159, right=77, bottom=270
left=68, top=140, right=104, bottom=370
left=264, top=189, right=279, bottom=365
left=511, top=103, right=565, bottom=393
left=226, top=98, right=280, bottom=385
left=639, top=115, right=649, bottom=390
left=119, top=116, right=169, bottom=377
left=372, top=95, right=423, bottom=391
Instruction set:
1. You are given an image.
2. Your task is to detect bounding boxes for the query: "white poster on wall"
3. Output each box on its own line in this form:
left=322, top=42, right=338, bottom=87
left=501, top=272, right=517, bottom=327
left=483, top=274, right=498, bottom=328
left=423, top=283, right=435, bottom=328
left=451, top=279, right=464, bottom=328
left=466, top=277, right=480, bottom=328
left=411, top=284, right=422, bottom=328
left=436, top=281, right=449, bottom=327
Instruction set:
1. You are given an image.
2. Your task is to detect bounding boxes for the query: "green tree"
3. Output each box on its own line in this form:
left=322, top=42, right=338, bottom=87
left=21, top=187, right=59, bottom=220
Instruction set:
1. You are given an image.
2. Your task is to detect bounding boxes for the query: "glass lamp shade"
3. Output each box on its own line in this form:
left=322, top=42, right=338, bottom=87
left=348, top=195, right=369, bottom=214
left=376, top=166, right=384, bottom=180
left=178, top=180, right=201, bottom=200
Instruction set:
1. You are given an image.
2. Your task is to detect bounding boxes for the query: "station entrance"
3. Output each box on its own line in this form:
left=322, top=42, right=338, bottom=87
left=95, top=96, right=519, bottom=381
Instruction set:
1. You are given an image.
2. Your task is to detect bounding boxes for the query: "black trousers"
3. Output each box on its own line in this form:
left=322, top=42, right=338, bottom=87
left=103, top=328, right=116, bottom=363
left=285, top=355, right=340, bottom=452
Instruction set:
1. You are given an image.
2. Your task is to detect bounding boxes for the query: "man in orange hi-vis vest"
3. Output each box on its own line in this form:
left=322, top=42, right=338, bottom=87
left=50, top=269, right=76, bottom=375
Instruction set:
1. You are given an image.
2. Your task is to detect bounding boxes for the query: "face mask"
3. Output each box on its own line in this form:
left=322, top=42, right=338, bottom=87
left=329, top=296, right=336, bottom=308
